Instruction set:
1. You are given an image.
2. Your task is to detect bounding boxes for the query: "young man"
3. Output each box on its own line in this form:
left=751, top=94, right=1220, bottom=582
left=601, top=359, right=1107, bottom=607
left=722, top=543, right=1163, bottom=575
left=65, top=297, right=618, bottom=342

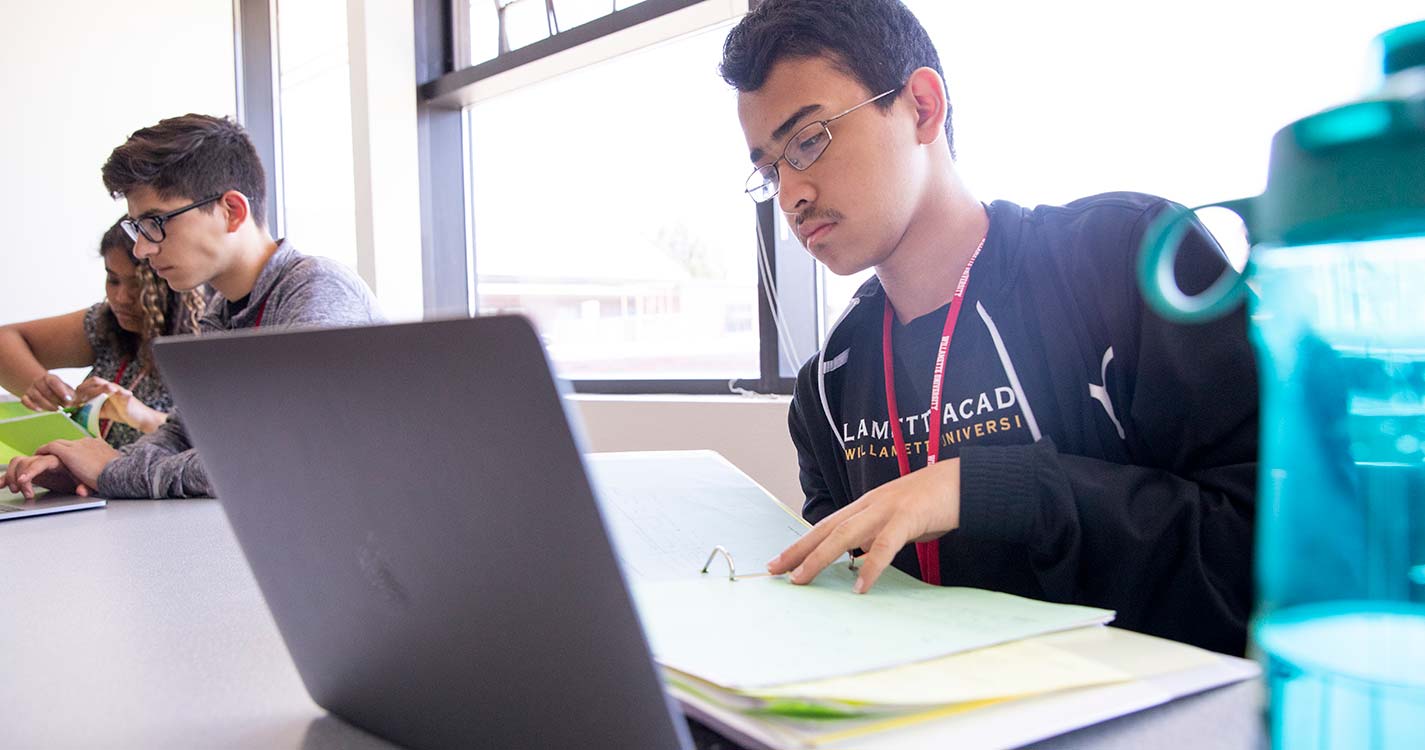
left=724, top=0, right=1257, bottom=655
left=3, top=114, right=384, bottom=500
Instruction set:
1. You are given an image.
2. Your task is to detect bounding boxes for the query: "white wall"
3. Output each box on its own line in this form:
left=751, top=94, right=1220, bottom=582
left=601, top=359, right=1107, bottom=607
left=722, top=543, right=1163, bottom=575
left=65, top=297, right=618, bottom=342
left=0, top=0, right=235, bottom=326
left=0, top=2, right=802, bottom=512
left=573, top=395, right=804, bottom=512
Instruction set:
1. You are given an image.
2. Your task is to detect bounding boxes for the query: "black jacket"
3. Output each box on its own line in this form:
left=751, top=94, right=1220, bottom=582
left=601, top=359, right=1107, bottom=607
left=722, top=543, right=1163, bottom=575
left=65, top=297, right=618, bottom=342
left=789, top=193, right=1258, bottom=655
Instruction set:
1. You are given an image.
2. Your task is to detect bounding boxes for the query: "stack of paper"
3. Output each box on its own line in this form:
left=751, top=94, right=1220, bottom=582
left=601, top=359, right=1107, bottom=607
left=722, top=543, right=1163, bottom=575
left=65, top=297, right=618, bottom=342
left=587, top=451, right=1259, bottom=749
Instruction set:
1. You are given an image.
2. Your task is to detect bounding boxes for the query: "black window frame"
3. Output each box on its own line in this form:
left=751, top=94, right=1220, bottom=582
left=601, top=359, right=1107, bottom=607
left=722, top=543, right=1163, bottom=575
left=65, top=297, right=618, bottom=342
left=424, top=0, right=812, bottom=396
left=238, top=0, right=811, bottom=395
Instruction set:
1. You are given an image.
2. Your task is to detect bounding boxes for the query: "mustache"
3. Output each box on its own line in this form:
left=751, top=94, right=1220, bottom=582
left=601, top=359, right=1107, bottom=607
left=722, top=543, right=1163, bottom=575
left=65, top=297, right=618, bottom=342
left=788, top=207, right=844, bottom=227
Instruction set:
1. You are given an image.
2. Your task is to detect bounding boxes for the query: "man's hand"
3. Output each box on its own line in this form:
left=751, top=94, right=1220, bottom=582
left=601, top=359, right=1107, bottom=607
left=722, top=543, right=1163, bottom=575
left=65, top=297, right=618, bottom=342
left=74, top=376, right=167, bottom=433
left=21, top=373, right=75, bottom=412
left=767, top=458, right=962, bottom=593
left=3, top=438, right=120, bottom=499
left=36, top=438, right=120, bottom=493
left=4, top=454, right=81, bottom=500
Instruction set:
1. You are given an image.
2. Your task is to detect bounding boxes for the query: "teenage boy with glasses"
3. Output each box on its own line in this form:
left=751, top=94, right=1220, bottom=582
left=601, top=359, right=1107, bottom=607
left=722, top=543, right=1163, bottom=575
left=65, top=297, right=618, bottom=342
left=727, top=0, right=1258, bottom=655
left=3, top=114, right=383, bottom=500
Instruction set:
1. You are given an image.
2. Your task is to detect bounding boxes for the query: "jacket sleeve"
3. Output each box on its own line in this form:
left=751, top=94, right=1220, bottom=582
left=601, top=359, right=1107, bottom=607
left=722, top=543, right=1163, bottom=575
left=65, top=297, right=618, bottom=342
left=788, top=364, right=842, bottom=526
left=957, top=202, right=1257, bottom=655
left=96, top=411, right=212, bottom=498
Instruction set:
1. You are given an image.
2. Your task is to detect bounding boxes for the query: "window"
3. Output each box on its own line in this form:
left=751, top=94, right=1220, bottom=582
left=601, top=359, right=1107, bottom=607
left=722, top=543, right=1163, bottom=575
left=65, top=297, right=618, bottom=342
left=466, top=20, right=760, bottom=381
left=422, top=0, right=1419, bottom=393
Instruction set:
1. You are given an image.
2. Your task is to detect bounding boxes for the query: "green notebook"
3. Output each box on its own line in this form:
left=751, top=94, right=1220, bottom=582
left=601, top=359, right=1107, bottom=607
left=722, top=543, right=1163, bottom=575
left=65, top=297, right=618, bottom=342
left=0, top=401, right=34, bottom=419
left=0, top=409, right=93, bottom=462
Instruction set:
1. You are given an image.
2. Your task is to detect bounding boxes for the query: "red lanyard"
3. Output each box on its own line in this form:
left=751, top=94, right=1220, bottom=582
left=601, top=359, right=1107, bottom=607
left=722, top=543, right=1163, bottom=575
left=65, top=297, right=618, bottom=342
left=253, top=296, right=270, bottom=328
left=113, top=358, right=130, bottom=389
left=881, top=239, right=985, bottom=585
left=98, top=357, right=133, bottom=441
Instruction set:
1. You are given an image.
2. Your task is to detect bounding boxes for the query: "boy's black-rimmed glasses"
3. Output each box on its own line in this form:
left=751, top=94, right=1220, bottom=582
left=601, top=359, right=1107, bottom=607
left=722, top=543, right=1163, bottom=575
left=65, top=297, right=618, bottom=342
left=120, top=194, right=224, bottom=243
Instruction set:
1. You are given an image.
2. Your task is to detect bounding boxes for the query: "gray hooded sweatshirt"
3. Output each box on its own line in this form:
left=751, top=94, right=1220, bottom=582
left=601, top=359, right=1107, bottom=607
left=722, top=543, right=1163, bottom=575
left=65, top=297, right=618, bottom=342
left=96, top=241, right=385, bottom=498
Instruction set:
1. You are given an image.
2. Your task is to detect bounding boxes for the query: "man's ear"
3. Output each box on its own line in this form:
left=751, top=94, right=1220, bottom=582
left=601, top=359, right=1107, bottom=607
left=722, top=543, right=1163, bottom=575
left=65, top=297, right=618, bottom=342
left=218, top=190, right=251, bottom=233
left=905, top=66, right=948, bottom=146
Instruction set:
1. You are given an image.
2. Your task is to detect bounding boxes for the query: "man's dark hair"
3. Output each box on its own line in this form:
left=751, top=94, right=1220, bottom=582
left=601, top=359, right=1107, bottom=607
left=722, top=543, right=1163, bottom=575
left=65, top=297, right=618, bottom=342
left=720, top=0, right=954, bottom=157
left=101, top=114, right=268, bottom=229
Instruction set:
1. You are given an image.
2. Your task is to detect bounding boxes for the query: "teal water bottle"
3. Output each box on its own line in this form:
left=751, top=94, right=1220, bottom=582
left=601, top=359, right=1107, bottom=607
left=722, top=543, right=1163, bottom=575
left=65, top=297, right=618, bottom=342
left=1140, top=20, right=1425, bottom=749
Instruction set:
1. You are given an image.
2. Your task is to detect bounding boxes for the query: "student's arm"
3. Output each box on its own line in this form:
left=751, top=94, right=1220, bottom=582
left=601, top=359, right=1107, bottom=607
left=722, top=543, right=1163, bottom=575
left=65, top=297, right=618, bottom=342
left=788, top=385, right=839, bottom=525
left=0, top=309, right=95, bottom=409
left=959, top=444, right=1253, bottom=652
left=94, top=413, right=212, bottom=498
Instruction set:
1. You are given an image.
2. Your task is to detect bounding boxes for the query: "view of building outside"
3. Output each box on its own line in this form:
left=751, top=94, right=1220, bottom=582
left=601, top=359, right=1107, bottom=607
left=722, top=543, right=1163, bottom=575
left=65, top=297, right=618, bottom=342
left=467, top=19, right=758, bottom=380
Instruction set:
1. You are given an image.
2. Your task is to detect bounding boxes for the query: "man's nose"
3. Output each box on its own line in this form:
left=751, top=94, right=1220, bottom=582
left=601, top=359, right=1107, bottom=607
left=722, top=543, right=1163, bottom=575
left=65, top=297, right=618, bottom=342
left=132, top=236, right=158, bottom=259
left=776, top=167, right=815, bottom=218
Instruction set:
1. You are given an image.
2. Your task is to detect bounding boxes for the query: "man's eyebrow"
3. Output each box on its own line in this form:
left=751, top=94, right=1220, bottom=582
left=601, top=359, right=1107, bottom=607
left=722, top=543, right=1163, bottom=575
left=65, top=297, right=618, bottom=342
left=749, top=103, right=824, bottom=164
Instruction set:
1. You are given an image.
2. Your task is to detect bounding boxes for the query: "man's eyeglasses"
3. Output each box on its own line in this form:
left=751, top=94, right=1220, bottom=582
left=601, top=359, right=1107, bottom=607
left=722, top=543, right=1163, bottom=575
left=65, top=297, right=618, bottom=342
left=120, top=194, right=224, bottom=244
left=744, top=88, right=900, bottom=203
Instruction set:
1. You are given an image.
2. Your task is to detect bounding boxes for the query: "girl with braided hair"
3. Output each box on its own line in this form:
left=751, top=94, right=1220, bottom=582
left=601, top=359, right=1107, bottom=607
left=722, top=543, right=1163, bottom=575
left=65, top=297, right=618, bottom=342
left=0, top=217, right=206, bottom=448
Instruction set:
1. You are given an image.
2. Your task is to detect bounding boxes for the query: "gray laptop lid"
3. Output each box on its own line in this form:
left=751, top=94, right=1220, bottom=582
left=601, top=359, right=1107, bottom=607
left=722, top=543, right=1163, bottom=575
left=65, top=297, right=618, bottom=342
left=155, top=316, right=691, bottom=750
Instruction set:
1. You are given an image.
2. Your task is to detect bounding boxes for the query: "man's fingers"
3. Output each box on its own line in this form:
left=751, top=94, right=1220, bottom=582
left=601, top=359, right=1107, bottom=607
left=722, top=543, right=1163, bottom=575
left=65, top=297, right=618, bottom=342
left=14, top=455, right=72, bottom=499
left=768, top=499, right=871, bottom=573
left=768, top=533, right=822, bottom=575
left=789, top=509, right=880, bottom=585
left=851, top=523, right=915, bottom=594
left=13, top=462, right=37, bottom=499
left=35, top=441, right=74, bottom=458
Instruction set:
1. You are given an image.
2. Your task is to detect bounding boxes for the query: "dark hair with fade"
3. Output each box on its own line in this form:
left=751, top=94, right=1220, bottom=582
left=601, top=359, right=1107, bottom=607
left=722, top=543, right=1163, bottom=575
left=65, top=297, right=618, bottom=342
left=719, top=0, right=955, bottom=157
left=101, top=114, right=268, bottom=229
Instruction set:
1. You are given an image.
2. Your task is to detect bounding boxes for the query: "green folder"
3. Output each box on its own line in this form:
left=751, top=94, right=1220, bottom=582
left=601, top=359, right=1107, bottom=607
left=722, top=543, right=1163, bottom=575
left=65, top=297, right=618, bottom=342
left=0, top=409, right=92, bottom=459
left=0, top=401, right=34, bottom=420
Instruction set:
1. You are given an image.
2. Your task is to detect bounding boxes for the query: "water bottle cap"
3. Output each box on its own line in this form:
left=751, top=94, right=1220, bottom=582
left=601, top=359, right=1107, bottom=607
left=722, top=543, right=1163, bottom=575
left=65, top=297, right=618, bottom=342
left=1380, top=19, right=1425, bottom=76
left=1245, top=20, right=1425, bottom=247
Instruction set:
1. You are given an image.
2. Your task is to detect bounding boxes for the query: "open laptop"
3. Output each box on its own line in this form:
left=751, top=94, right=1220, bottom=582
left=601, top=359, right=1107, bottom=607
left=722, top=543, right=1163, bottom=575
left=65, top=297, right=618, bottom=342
left=154, top=316, right=694, bottom=750
left=0, top=492, right=105, bottom=521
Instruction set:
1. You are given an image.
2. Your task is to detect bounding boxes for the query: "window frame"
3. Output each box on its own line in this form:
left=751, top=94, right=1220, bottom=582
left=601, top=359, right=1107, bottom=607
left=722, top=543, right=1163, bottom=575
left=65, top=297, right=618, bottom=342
left=233, top=0, right=285, bottom=236
left=239, top=0, right=809, bottom=394
left=421, top=0, right=809, bottom=395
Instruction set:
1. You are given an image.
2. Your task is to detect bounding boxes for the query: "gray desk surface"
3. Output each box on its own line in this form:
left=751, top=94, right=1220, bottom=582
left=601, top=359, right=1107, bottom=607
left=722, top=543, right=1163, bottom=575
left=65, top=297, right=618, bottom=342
left=0, top=500, right=1267, bottom=749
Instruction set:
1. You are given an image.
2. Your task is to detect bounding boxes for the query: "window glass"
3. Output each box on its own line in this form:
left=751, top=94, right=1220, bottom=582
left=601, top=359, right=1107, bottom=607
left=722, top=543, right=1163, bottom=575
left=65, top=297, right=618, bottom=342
left=276, top=0, right=359, bottom=270
left=467, top=21, right=758, bottom=380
